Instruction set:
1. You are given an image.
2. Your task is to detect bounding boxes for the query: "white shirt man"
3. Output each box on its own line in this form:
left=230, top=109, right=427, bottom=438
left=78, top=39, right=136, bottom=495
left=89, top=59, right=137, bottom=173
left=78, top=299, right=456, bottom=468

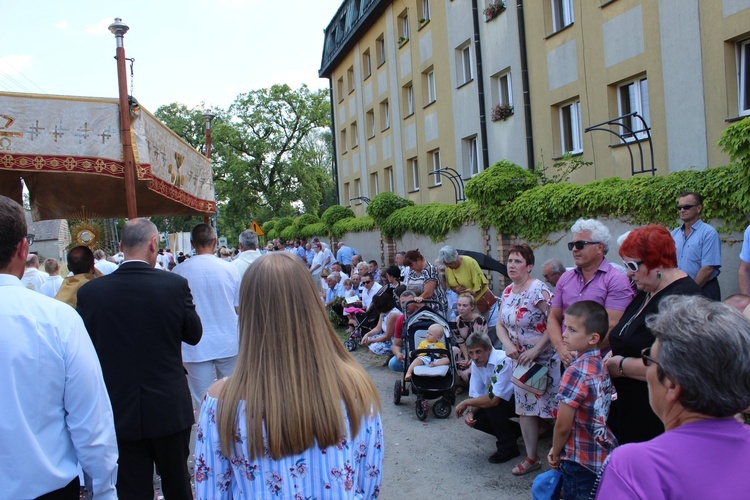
left=234, top=229, right=263, bottom=277
left=0, top=195, right=118, bottom=498
left=21, top=254, right=46, bottom=292
left=360, top=273, right=383, bottom=310
left=173, top=224, right=241, bottom=412
left=95, top=250, right=119, bottom=275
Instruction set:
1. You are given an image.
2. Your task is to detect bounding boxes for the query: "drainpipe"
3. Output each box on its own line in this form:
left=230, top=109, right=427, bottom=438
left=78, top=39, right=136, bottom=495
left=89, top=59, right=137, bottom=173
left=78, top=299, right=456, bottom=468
left=516, top=0, right=535, bottom=171
left=471, top=0, right=490, bottom=171
left=327, top=79, right=340, bottom=206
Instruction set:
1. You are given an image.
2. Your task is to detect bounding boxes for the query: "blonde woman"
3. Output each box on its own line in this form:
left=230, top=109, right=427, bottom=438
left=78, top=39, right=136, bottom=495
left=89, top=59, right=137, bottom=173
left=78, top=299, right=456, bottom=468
left=194, top=252, right=383, bottom=497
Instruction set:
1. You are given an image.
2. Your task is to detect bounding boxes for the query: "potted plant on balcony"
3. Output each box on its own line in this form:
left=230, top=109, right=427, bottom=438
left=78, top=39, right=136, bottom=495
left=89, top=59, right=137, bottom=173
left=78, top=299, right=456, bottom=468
left=491, top=102, right=514, bottom=122
left=398, top=36, right=409, bottom=45
left=419, top=18, right=429, bottom=27
left=483, top=1, right=506, bottom=22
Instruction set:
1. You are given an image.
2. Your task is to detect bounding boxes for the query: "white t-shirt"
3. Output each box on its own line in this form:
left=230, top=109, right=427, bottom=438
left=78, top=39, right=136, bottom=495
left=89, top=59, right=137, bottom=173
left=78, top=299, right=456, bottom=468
left=173, top=254, right=241, bottom=363
left=361, top=282, right=383, bottom=310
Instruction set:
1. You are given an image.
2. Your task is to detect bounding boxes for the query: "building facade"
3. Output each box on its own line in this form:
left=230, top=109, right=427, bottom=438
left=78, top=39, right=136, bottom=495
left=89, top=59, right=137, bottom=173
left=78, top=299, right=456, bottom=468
left=321, top=0, right=750, bottom=210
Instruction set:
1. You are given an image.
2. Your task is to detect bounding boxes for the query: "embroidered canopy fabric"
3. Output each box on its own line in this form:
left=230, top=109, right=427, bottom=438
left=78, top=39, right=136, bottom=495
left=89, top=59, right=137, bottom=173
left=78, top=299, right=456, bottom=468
left=0, top=92, right=215, bottom=220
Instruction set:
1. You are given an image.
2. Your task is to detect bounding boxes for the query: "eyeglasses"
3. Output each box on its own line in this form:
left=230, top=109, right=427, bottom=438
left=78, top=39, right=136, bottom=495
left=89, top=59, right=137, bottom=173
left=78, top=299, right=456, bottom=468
left=677, top=204, right=698, bottom=211
left=362, top=280, right=372, bottom=285
left=543, top=272, right=559, bottom=281
left=567, top=240, right=600, bottom=251
left=641, top=347, right=661, bottom=367
left=623, top=260, right=644, bottom=273
left=25, top=234, right=35, bottom=245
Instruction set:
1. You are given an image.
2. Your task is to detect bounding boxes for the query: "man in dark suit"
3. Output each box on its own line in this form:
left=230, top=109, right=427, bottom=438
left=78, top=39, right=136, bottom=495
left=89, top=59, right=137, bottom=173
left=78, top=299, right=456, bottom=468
left=78, top=218, right=202, bottom=499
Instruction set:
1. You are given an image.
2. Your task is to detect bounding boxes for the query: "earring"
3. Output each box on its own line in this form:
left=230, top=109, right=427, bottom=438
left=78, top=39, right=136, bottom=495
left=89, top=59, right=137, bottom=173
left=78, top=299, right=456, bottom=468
left=657, top=271, right=662, bottom=279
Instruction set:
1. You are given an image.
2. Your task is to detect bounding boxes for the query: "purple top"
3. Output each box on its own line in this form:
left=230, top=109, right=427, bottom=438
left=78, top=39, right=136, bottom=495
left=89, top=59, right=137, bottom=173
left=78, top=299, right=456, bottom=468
left=551, top=258, right=633, bottom=315
left=596, top=418, right=750, bottom=499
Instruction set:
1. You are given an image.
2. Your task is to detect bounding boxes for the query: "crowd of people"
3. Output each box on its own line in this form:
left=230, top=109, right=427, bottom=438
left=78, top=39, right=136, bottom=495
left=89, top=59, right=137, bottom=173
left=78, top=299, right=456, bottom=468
left=3, top=188, right=750, bottom=499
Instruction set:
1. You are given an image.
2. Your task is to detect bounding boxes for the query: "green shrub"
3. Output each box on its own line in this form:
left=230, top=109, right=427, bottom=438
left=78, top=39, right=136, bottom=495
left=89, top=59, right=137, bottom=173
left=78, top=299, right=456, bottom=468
left=321, top=205, right=355, bottom=231
left=279, top=225, right=298, bottom=241
left=275, top=217, right=294, bottom=232
left=295, top=213, right=320, bottom=228
left=300, top=222, right=326, bottom=239
left=366, top=192, right=414, bottom=227
left=332, top=216, right=376, bottom=237
left=465, top=160, right=538, bottom=206
left=262, top=220, right=276, bottom=233
left=380, top=202, right=479, bottom=241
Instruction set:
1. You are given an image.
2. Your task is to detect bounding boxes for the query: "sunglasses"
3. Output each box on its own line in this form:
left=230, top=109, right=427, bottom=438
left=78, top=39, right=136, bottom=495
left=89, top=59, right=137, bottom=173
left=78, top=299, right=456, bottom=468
left=641, top=347, right=661, bottom=367
left=362, top=280, right=372, bottom=284
left=567, top=240, right=600, bottom=251
left=25, top=234, right=35, bottom=245
left=677, top=204, right=698, bottom=211
left=623, top=260, right=644, bottom=273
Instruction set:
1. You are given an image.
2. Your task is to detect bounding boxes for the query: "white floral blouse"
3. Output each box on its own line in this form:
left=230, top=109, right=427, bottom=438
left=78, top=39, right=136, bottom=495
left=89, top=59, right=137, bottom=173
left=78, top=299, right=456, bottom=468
left=194, top=394, right=384, bottom=499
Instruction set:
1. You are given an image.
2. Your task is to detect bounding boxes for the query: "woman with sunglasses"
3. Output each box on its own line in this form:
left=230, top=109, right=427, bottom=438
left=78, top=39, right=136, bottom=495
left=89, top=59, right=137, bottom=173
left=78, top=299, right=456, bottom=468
left=605, top=225, right=701, bottom=445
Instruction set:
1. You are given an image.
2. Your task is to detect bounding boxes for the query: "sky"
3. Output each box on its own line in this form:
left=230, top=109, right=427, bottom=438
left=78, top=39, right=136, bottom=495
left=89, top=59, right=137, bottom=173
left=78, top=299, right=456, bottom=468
left=0, top=0, right=344, bottom=113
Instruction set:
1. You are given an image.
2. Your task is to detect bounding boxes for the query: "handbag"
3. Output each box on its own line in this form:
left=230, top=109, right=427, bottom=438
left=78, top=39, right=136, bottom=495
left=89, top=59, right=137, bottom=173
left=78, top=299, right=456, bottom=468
left=475, top=288, right=497, bottom=314
left=511, top=362, right=549, bottom=396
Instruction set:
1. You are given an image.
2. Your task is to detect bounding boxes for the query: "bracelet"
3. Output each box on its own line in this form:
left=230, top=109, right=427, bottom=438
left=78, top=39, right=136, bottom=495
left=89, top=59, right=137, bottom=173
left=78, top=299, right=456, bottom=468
left=619, top=357, right=627, bottom=377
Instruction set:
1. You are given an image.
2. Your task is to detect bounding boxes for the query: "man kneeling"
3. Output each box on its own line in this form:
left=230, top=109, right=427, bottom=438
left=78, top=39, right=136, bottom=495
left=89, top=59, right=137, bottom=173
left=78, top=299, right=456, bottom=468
left=455, top=332, right=521, bottom=463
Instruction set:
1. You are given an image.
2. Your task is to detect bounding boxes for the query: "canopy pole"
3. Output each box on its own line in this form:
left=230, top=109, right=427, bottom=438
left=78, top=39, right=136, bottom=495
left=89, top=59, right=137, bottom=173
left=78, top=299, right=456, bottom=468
left=202, top=110, right=216, bottom=225
left=109, top=18, right=138, bottom=219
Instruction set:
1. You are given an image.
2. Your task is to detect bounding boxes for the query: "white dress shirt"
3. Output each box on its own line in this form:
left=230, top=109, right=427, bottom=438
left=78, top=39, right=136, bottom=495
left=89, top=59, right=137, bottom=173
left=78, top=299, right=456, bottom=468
left=173, top=254, right=240, bottom=363
left=468, top=348, right=514, bottom=401
left=233, top=249, right=263, bottom=277
left=40, top=274, right=64, bottom=297
left=94, top=259, right=118, bottom=275
left=0, top=274, right=118, bottom=498
left=361, top=282, right=383, bottom=310
left=21, top=266, right=46, bottom=292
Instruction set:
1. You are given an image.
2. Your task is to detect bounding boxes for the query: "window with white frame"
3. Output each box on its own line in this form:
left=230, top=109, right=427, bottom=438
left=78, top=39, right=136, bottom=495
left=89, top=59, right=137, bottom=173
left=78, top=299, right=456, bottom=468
left=354, top=178, right=362, bottom=203
left=370, top=172, right=379, bottom=197
left=457, top=43, right=473, bottom=86
left=363, top=49, right=372, bottom=79
left=409, top=157, right=420, bottom=191
left=398, top=10, right=410, bottom=42
left=351, top=122, right=358, bottom=148
left=380, top=99, right=390, bottom=130
left=344, top=182, right=350, bottom=205
left=618, top=77, right=650, bottom=140
left=463, top=136, right=481, bottom=176
left=494, top=71, right=512, bottom=107
left=551, top=0, right=574, bottom=33
left=376, top=35, right=386, bottom=66
left=403, top=83, right=414, bottom=116
left=366, top=110, right=375, bottom=138
left=430, top=149, right=442, bottom=186
left=385, top=166, right=394, bottom=191
left=420, top=0, right=431, bottom=23
left=559, top=100, right=582, bottom=154
left=337, top=77, right=344, bottom=102
left=347, top=66, right=355, bottom=93
left=425, top=70, right=436, bottom=104
left=739, top=39, right=750, bottom=116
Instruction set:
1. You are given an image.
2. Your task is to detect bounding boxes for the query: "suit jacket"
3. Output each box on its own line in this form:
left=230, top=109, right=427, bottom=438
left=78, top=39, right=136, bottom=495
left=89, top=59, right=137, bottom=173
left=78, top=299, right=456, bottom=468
left=77, top=261, right=202, bottom=440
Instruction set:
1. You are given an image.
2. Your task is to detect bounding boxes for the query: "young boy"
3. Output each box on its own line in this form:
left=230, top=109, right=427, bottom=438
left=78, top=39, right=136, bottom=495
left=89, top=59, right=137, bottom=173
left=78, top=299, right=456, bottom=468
left=405, top=324, right=450, bottom=380
left=548, top=300, right=617, bottom=499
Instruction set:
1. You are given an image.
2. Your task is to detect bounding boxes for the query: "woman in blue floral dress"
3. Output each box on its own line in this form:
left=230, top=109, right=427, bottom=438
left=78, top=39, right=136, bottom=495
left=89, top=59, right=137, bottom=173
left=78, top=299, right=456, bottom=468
left=194, top=252, right=383, bottom=498
left=497, top=244, right=560, bottom=476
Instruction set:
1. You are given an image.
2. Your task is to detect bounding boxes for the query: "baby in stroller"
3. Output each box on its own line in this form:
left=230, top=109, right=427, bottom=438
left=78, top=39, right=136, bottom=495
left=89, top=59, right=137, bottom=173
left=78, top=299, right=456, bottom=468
left=405, top=323, right=450, bottom=380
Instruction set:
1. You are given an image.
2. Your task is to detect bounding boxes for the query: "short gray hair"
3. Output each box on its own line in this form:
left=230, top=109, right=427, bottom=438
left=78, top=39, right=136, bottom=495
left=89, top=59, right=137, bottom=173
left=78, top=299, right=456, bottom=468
left=121, top=218, right=157, bottom=251
left=570, top=218, right=612, bottom=254
left=543, top=259, right=565, bottom=274
left=239, top=229, right=258, bottom=250
left=646, top=295, right=750, bottom=417
left=399, top=290, right=417, bottom=300
left=465, top=331, right=493, bottom=350
left=438, top=245, right=458, bottom=264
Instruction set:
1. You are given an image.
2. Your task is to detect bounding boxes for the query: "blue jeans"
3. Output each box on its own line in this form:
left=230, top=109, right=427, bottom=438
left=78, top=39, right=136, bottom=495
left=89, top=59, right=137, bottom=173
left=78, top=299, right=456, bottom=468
left=388, top=356, right=404, bottom=372
left=560, top=460, right=596, bottom=500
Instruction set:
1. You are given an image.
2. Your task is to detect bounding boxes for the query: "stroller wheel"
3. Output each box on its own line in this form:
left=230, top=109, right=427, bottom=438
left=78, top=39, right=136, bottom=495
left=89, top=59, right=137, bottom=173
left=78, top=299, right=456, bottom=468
left=393, top=380, right=402, bottom=405
left=344, top=338, right=357, bottom=352
left=432, top=399, right=452, bottom=419
left=416, top=399, right=429, bottom=421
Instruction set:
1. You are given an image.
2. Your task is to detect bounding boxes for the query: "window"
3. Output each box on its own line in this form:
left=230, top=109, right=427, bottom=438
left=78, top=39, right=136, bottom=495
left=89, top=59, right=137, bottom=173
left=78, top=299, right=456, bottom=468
left=340, top=128, right=348, bottom=153
left=398, top=10, right=410, bottom=43
left=403, top=83, right=414, bottom=117
left=457, top=43, right=473, bottom=85
left=347, top=66, right=355, bottom=93
left=385, top=166, right=394, bottom=191
left=618, top=77, right=650, bottom=140
left=738, top=39, right=750, bottom=116
left=409, top=157, right=420, bottom=191
left=366, top=110, right=375, bottom=138
left=351, top=122, right=358, bottom=148
left=429, top=149, right=442, bottom=186
left=551, top=0, right=574, bottom=32
left=420, top=0, right=431, bottom=23
left=344, top=182, right=350, bottom=205
left=559, top=100, right=582, bottom=154
left=362, top=49, right=372, bottom=79
left=463, top=136, right=481, bottom=176
left=425, top=70, right=436, bottom=104
left=493, top=71, right=512, bottom=107
left=370, top=172, right=379, bottom=197
left=354, top=178, right=362, bottom=202
left=380, top=99, right=390, bottom=130
left=376, top=35, right=386, bottom=66
left=337, top=77, right=344, bottom=102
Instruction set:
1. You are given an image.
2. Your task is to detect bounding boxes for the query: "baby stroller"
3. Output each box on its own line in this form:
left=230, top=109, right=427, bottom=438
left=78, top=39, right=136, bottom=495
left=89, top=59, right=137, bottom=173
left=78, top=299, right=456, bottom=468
left=393, top=300, right=456, bottom=420
left=344, top=305, right=380, bottom=352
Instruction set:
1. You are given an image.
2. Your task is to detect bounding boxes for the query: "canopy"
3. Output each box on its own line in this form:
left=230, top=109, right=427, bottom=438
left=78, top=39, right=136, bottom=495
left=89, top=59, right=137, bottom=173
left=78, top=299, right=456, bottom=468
left=0, top=91, right=215, bottom=221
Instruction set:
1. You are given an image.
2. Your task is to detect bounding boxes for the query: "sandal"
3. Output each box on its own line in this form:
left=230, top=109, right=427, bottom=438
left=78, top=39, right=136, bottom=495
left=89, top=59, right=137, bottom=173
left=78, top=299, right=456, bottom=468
left=511, top=457, right=541, bottom=476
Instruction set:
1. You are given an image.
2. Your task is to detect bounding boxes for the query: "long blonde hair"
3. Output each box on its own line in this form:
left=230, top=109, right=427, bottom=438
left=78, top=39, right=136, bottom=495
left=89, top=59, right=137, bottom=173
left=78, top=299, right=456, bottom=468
left=217, top=252, right=381, bottom=460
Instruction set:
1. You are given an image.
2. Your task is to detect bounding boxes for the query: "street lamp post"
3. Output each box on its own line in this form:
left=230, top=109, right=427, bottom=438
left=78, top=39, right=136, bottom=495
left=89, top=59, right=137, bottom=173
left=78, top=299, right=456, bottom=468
left=108, top=17, right=138, bottom=219
left=202, top=109, right=217, bottom=228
